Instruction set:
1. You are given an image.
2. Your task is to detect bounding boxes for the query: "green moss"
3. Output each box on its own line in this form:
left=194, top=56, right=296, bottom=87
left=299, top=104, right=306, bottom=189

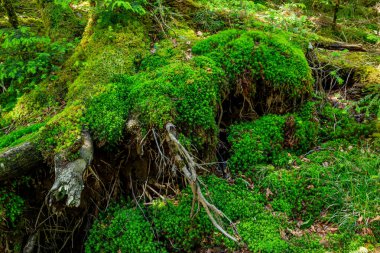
left=66, top=21, right=149, bottom=103
left=0, top=123, right=44, bottom=150
left=41, top=2, right=85, bottom=41
left=228, top=115, right=288, bottom=170
left=151, top=195, right=214, bottom=252
left=85, top=84, right=129, bottom=145
left=228, top=100, right=376, bottom=173
left=119, top=60, right=224, bottom=149
left=239, top=213, right=289, bottom=253
left=85, top=205, right=166, bottom=253
left=37, top=104, right=84, bottom=157
left=193, top=29, right=313, bottom=103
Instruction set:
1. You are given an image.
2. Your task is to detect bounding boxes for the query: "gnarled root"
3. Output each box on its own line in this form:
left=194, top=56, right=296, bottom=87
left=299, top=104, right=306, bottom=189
left=48, top=130, right=93, bottom=207
left=165, top=123, right=239, bottom=242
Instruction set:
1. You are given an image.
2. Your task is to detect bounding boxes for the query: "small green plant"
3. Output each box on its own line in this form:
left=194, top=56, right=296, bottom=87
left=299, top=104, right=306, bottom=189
left=0, top=26, right=74, bottom=90
left=0, top=188, right=24, bottom=227
left=0, top=26, right=75, bottom=113
left=106, top=0, right=147, bottom=15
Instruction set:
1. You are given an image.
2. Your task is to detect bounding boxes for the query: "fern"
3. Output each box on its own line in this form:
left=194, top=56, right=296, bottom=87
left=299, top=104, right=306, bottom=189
left=104, top=0, right=147, bottom=15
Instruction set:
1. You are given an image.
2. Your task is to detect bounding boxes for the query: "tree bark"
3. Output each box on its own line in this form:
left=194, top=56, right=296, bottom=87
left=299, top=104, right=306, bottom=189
left=48, top=131, right=93, bottom=207
left=1, top=0, right=19, bottom=28
left=332, top=0, right=340, bottom=30
left=0, top=142, right=43, bottom=181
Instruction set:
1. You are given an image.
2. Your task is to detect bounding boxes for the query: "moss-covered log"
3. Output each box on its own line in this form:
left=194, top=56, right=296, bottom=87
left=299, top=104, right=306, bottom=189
left=0, top=142, right=42, bottom=181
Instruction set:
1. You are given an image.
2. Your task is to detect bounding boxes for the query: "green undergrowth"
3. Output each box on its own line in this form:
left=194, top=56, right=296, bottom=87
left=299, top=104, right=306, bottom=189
left=0, top=26, right=76, bottom=114
left=87, top=167, right=379, bottom=252
left=228, top=100, right=377, bottom=172
left=0, top=188, right=24, bottom=228
left=256, top=140, right=380, bottom=222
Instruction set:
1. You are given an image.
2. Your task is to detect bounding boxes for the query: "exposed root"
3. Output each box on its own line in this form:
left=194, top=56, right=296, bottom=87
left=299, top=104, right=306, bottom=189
left=165, top=123, right=239, bottom=242
left=48, top=130, right=94, bottom=208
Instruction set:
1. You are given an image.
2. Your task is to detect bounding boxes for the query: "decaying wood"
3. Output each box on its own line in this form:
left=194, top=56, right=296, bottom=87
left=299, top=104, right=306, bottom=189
left=48, top=130, right=94, bottom=207
left=165, top=123, right=239, bottom=242
left=0, top=142, right=43, bottom=181
left=315, top=42, right=366, bottom=52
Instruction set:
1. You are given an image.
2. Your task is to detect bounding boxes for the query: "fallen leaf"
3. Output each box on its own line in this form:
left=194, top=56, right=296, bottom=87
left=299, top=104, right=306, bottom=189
left=266, top=188, right=273, bottom=199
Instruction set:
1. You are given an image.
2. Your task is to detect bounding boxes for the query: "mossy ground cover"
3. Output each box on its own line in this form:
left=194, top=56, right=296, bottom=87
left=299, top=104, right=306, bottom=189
left=1, top=1, right=380, bottom=252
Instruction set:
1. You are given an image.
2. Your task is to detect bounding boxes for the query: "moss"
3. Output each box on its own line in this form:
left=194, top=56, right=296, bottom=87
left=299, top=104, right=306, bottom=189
left=85, top=83, right=129, bottom=145
left=238, top=213, right=289, bottom=253
left=120, top=59, right=224, bottom=150
left=66, top=21, right=149, bottom=102
left=150, top=175, right=266, bottom=251
left=228, top=115, right=288, bottom=171
left=37, top=104, right=84, bottom=157
left=0, top=123, right=44, bottom=150
left=85, top=205, right=166, bottom=253
left=228, top=98, right=377, bottom=173
left=193, top=29, right=313, bottom=111
left=355, top=65, right=380, bottom=91
left=40, top=2, right=85, bottom=41
left=151, top=194, right=214, bottom=252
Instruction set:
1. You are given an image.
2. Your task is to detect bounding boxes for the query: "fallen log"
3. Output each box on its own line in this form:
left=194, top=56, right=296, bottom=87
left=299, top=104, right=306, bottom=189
left=315, top=42, right=367, bottom=52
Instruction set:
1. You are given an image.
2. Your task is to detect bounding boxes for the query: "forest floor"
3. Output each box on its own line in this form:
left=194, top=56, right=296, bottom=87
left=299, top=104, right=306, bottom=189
left=0, top=0, right=379, bottom=252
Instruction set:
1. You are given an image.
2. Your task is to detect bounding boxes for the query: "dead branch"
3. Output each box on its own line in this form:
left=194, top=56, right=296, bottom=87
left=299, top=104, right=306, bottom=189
left=315, top=42, right=366, bottom=52
left=165, top=123, right=239, bottom=242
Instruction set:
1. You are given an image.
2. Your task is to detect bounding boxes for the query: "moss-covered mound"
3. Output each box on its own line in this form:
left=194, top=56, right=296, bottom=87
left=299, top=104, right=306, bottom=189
left=83, top=29, right=314, bottom=152
left=193, top=29, right=314, bottom=112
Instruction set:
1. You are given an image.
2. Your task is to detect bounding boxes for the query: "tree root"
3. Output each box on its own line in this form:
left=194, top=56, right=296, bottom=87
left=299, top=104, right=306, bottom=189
left=0, top=142, right=43, bottom=181
left=165, top=123, right=239, bottom=242
left=48, top=130, right=93, bottom=207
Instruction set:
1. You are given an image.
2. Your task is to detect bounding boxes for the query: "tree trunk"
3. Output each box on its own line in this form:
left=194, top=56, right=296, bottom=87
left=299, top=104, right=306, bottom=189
left=332, top=0, right=340, bottom=30
left=1, top=0, right=19, bottom=28
left=0, top=142, right=43, bottom=181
